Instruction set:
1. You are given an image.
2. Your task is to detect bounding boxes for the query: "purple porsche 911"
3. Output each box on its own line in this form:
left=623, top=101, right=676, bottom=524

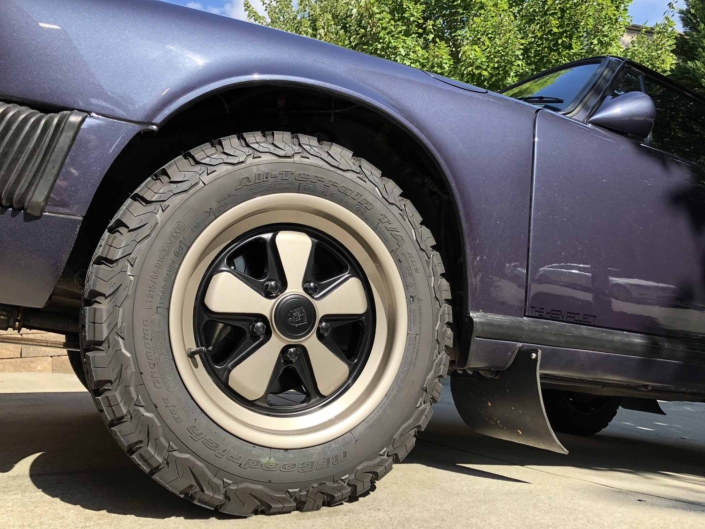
left=1, top=0, right=704, bottom=516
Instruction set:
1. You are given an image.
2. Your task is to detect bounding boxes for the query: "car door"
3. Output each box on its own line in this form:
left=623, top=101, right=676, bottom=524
left=527, top=66, right=705, bottom=339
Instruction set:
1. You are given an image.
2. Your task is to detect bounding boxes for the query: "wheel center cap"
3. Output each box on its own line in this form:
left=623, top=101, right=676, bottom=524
left=273, top=294, right=316, bottom=340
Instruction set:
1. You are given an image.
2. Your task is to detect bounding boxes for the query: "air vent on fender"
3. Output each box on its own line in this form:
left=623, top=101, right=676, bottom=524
left=0, top=101, right=86, bottom=216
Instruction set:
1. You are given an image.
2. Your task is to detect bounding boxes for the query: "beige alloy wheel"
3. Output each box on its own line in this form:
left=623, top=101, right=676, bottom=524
left=170, top=193, right=408, bottom=449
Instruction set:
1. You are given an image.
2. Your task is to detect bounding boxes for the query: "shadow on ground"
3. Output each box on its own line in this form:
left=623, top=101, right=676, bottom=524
left=414, top=397, right=705, bottom=502
left=1, top=390, right=704, bottom=519
left=0, top=391, right=217, bottom=520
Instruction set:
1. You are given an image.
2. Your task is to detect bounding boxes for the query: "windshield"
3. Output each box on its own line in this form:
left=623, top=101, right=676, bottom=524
left=502, top=62, right=601, bottom=112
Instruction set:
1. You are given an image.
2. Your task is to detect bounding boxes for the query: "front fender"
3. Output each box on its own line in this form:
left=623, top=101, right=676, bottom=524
left=2, top=0, right=538, bottom=318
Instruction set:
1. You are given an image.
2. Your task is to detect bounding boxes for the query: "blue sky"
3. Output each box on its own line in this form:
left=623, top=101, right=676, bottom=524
left=630, top=0, right=682, bottom=28
left=162, top=0, right=263, bottom=19
left=161, top=1, right=682, bottom=28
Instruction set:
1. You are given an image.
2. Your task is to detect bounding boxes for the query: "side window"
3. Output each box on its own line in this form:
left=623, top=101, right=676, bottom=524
left=644, top=76, right=705, bottom=166
left=502, top=62, right=602, bottom=112
left=610, top=70, right=643, bottom=97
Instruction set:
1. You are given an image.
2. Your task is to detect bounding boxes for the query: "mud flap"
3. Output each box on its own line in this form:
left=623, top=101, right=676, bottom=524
left=451, top=347, right=568, bottom=454
left=620, top=398, right=666, bottom=415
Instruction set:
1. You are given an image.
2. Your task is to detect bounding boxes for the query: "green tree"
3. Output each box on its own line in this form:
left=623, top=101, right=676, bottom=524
left=622, top=5, right=678, bottom=75
left=246, top=0, right=676, bottom=90
left=673, top=0, right=705, bottom=95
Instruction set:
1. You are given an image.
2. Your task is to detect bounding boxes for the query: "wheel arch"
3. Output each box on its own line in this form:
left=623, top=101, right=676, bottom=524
left=63, top=79, right=469, bottom=345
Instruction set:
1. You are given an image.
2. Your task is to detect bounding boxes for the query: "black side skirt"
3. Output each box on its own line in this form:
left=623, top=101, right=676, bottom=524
left=460, top=313, right=705, bottom=399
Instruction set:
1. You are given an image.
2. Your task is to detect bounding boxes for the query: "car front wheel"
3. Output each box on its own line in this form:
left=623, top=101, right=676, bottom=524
left=81, top=132, right=452, bottom=515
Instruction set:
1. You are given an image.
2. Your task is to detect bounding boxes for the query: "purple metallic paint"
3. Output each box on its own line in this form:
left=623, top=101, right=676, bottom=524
left=46, top=117, right=146, bottom=216
left=0, top=0, right=484, bottom=124
left=0, top=0, right=538, bottom=316
left=0, top=210, right=81, bottom=307
left=529, top=110, right=705, bottom=338
left=46, top=116, right=145, bottom=216
left=587, top=91, right=656, bottom=138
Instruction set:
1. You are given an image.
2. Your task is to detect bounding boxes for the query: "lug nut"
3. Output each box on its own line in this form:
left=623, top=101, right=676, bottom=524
left=264, top=280, right=280, bottom=296
left=304, top=282, right=319, bottom=296
left=318, top=321, right=330, bottom=337
left=284, top=347, right=300, bottom=362
left=251, top=321, right=267, bottom=336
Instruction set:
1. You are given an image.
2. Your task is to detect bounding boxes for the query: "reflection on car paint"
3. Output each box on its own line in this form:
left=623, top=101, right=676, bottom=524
left=528, top=262, right=705, bottom=334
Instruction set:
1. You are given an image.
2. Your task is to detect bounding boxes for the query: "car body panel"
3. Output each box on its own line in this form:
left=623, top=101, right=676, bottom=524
left=529, top=110, right=705, bottom=339
left=0, top=0, right=537, bottom=317
left=46, top=116, right=146, bottom=217
left=0, top=210, right=81, bottom=307
left=2, top=0, right=703, bottom=400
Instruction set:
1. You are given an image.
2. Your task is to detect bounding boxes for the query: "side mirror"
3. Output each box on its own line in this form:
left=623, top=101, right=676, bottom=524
left=588, top=91, right=656, bottom=139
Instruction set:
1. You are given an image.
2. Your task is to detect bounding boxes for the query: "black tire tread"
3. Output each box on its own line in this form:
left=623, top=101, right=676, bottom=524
left=543, top=390, right=620, bottom=436
left=81, top=131, right=453, bottom=516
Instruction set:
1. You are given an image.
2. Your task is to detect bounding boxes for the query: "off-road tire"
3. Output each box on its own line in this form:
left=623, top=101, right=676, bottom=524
left=81, top=131, right=453, bottom=516
left=543, top=390, right=620, bottom=436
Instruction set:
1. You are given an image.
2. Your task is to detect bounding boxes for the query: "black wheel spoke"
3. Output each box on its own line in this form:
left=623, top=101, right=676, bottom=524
left=264, top=233, right=288, bottom=290
left=255, top=357, right=288, bottom=405
left=195, top=307, right=270, bottom=385
left=316, top=272, right=355, bottom=299
left=251, top=349, right=323, bottom=408
left=200, top=307, right=261, bottom=329
left=212, top=232, right=288, bottom=297
left=302, top=240, right=354, bottom=299
left=294, top=350, right=323, bottom=400
left=214, top=334, right=269, bottom=383
left=317, top=316, right=364, bottom=365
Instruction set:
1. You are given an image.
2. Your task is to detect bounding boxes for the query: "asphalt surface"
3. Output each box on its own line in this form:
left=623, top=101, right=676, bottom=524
left=1, top=373, right=704, bottom=528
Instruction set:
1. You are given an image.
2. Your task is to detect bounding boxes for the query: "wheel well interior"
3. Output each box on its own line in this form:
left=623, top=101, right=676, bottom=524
left=60, top=84, right=466, bottom=346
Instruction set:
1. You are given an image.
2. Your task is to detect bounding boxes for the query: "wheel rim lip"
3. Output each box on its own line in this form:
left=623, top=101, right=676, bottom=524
left=169, top=193, right=408, bottom=449
left=192, top=223, right=376, bottom=416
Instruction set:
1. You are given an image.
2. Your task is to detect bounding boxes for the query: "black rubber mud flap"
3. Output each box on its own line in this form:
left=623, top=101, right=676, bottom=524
left=620, top=398, right=666, bottom=415
left=451, top=348, right=568, bottom=454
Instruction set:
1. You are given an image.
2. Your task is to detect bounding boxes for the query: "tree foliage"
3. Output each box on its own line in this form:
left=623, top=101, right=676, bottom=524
left=623, top=17, right=678, bottom=74
left=672, top=0, right=705, bottom=95
left=245, top=0, right=678, bottom=90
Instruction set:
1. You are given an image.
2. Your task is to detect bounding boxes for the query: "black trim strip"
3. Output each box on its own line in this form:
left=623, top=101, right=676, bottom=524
left=470, top=313, right=705, bottom=366
left=0, top=101, right=86, bottom=216
left=539, top=345, right=705, bottom=397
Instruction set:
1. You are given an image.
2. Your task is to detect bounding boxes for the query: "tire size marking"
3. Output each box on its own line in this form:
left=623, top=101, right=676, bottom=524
left=376, top=213, right=405, bottom=248
left=186, top=425, right=348, bottom=473
left=145, top=221, right=185, bottom=311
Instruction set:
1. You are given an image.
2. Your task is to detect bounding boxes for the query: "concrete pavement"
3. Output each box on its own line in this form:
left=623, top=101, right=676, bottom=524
left=1, top=373, right=704, bottom=528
